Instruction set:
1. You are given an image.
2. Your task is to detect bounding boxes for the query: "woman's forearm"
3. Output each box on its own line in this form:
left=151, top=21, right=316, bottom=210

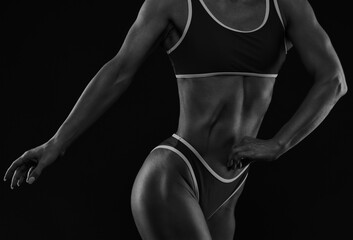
left=50, top=58, right=133, bottom=154
left=273, top=73, right=347, bottom=156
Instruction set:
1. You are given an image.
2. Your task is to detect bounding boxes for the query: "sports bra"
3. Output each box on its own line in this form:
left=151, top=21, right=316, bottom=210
left=167, top=0, right=289, bottom=79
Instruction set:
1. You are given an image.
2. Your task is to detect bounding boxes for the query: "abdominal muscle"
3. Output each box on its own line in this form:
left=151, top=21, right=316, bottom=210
left=175, top=74, right=276, bottom=179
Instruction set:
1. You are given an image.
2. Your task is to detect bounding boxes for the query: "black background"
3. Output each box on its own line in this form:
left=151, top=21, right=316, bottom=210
left=1, top=1, right=352, bottom=239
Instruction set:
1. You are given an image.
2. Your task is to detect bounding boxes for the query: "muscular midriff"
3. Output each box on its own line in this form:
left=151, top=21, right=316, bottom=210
left=175, top=75, right=276, bottom=178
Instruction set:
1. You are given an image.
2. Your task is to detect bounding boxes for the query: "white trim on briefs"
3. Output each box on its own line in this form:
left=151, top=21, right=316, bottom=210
left=151, top=145, right=200, bottom=201
left=172, top=134, right=250, bottom=183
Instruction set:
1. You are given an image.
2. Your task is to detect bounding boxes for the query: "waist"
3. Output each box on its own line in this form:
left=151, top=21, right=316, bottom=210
left=174, top=74, right=274, bottom=177
left=176, top=120, right=258, bottom=154
left=175, top=117, right=259, bottom=178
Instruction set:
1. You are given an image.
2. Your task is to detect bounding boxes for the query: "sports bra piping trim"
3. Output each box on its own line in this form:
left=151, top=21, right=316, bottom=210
left=175, top=72, right=278, bottom=78
left=273, top=0, right=289, bottom=53
left=167, top=0, right=192, bottom=54
left=151, top=145, right=200, bottom=201
left=198, top=0, right=269, bottom=33
left=273, top=0, right=285, bottom=30
left=172, top=133, right=250, bottom=183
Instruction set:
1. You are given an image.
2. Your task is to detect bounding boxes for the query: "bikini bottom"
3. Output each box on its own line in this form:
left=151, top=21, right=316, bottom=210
left=151, top=133, right=250, bottom=220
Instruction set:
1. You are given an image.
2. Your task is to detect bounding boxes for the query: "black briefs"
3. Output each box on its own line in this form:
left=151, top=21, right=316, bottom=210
left=152, top=134, right=250, bottom=220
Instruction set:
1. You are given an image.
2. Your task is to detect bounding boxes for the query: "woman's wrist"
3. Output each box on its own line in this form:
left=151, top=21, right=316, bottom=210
left=47, top=134, right=67, bottom=156
left=271, top=136, right=288, bottom=160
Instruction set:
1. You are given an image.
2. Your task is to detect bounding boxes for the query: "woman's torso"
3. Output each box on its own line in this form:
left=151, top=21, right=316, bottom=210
left=162, top=0, right=283, bottom=178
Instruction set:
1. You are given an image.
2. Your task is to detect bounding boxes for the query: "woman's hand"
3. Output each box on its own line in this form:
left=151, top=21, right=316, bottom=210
left=3, top=139, right=62, bottom=189
left=227, top=136, right=284, bottom=170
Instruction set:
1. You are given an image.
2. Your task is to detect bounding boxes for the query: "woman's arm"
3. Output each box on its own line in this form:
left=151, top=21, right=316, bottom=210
left=229, top=0, right=347, bottom=166
left=52, top=0, right=174, bottom=154
left=271, top=0, right=347, bottom=155
left=4, top=0, right=175, bottom=187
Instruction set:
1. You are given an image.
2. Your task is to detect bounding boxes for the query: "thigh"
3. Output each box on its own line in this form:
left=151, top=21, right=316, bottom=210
left=206, top=183, right=247, bottom=240
left=131, top=148, right=212, bottom=240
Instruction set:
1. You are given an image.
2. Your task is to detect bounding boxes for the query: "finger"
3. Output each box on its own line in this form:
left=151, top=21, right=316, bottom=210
left=10, top=170, right=18, bottom=190
left=236, top=160, right=243, bottom=169
left=231, top=152, right=253, bottom=170
left=27, top=163, right=45, bottom=184
left=11, top=165, right=26, bottom=189
left=26, top=166, right=34, bottom=182
left=228, top=150, right=245, bottom=169
left=17, top=164, right=34, bottom=187
left=235, top=149, right=254, bottom=159
left=232, top=145, right=251, bottom=155
left=232, top=157, right=244, bottom=170
left=4, top=158, right=24, bottom=182
left=4, top=151, right=34, bottom=181
left=17, top=175, right=25, bottom=187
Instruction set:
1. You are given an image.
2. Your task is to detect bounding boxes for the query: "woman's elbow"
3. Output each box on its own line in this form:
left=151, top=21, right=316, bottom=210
left=336, top=71, right=348, bottom=98
left=317, top=69, right=348, bottom=103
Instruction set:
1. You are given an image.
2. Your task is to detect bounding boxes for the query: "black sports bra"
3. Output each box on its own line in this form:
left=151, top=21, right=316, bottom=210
left=167, top=0, right=289, bottom=79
